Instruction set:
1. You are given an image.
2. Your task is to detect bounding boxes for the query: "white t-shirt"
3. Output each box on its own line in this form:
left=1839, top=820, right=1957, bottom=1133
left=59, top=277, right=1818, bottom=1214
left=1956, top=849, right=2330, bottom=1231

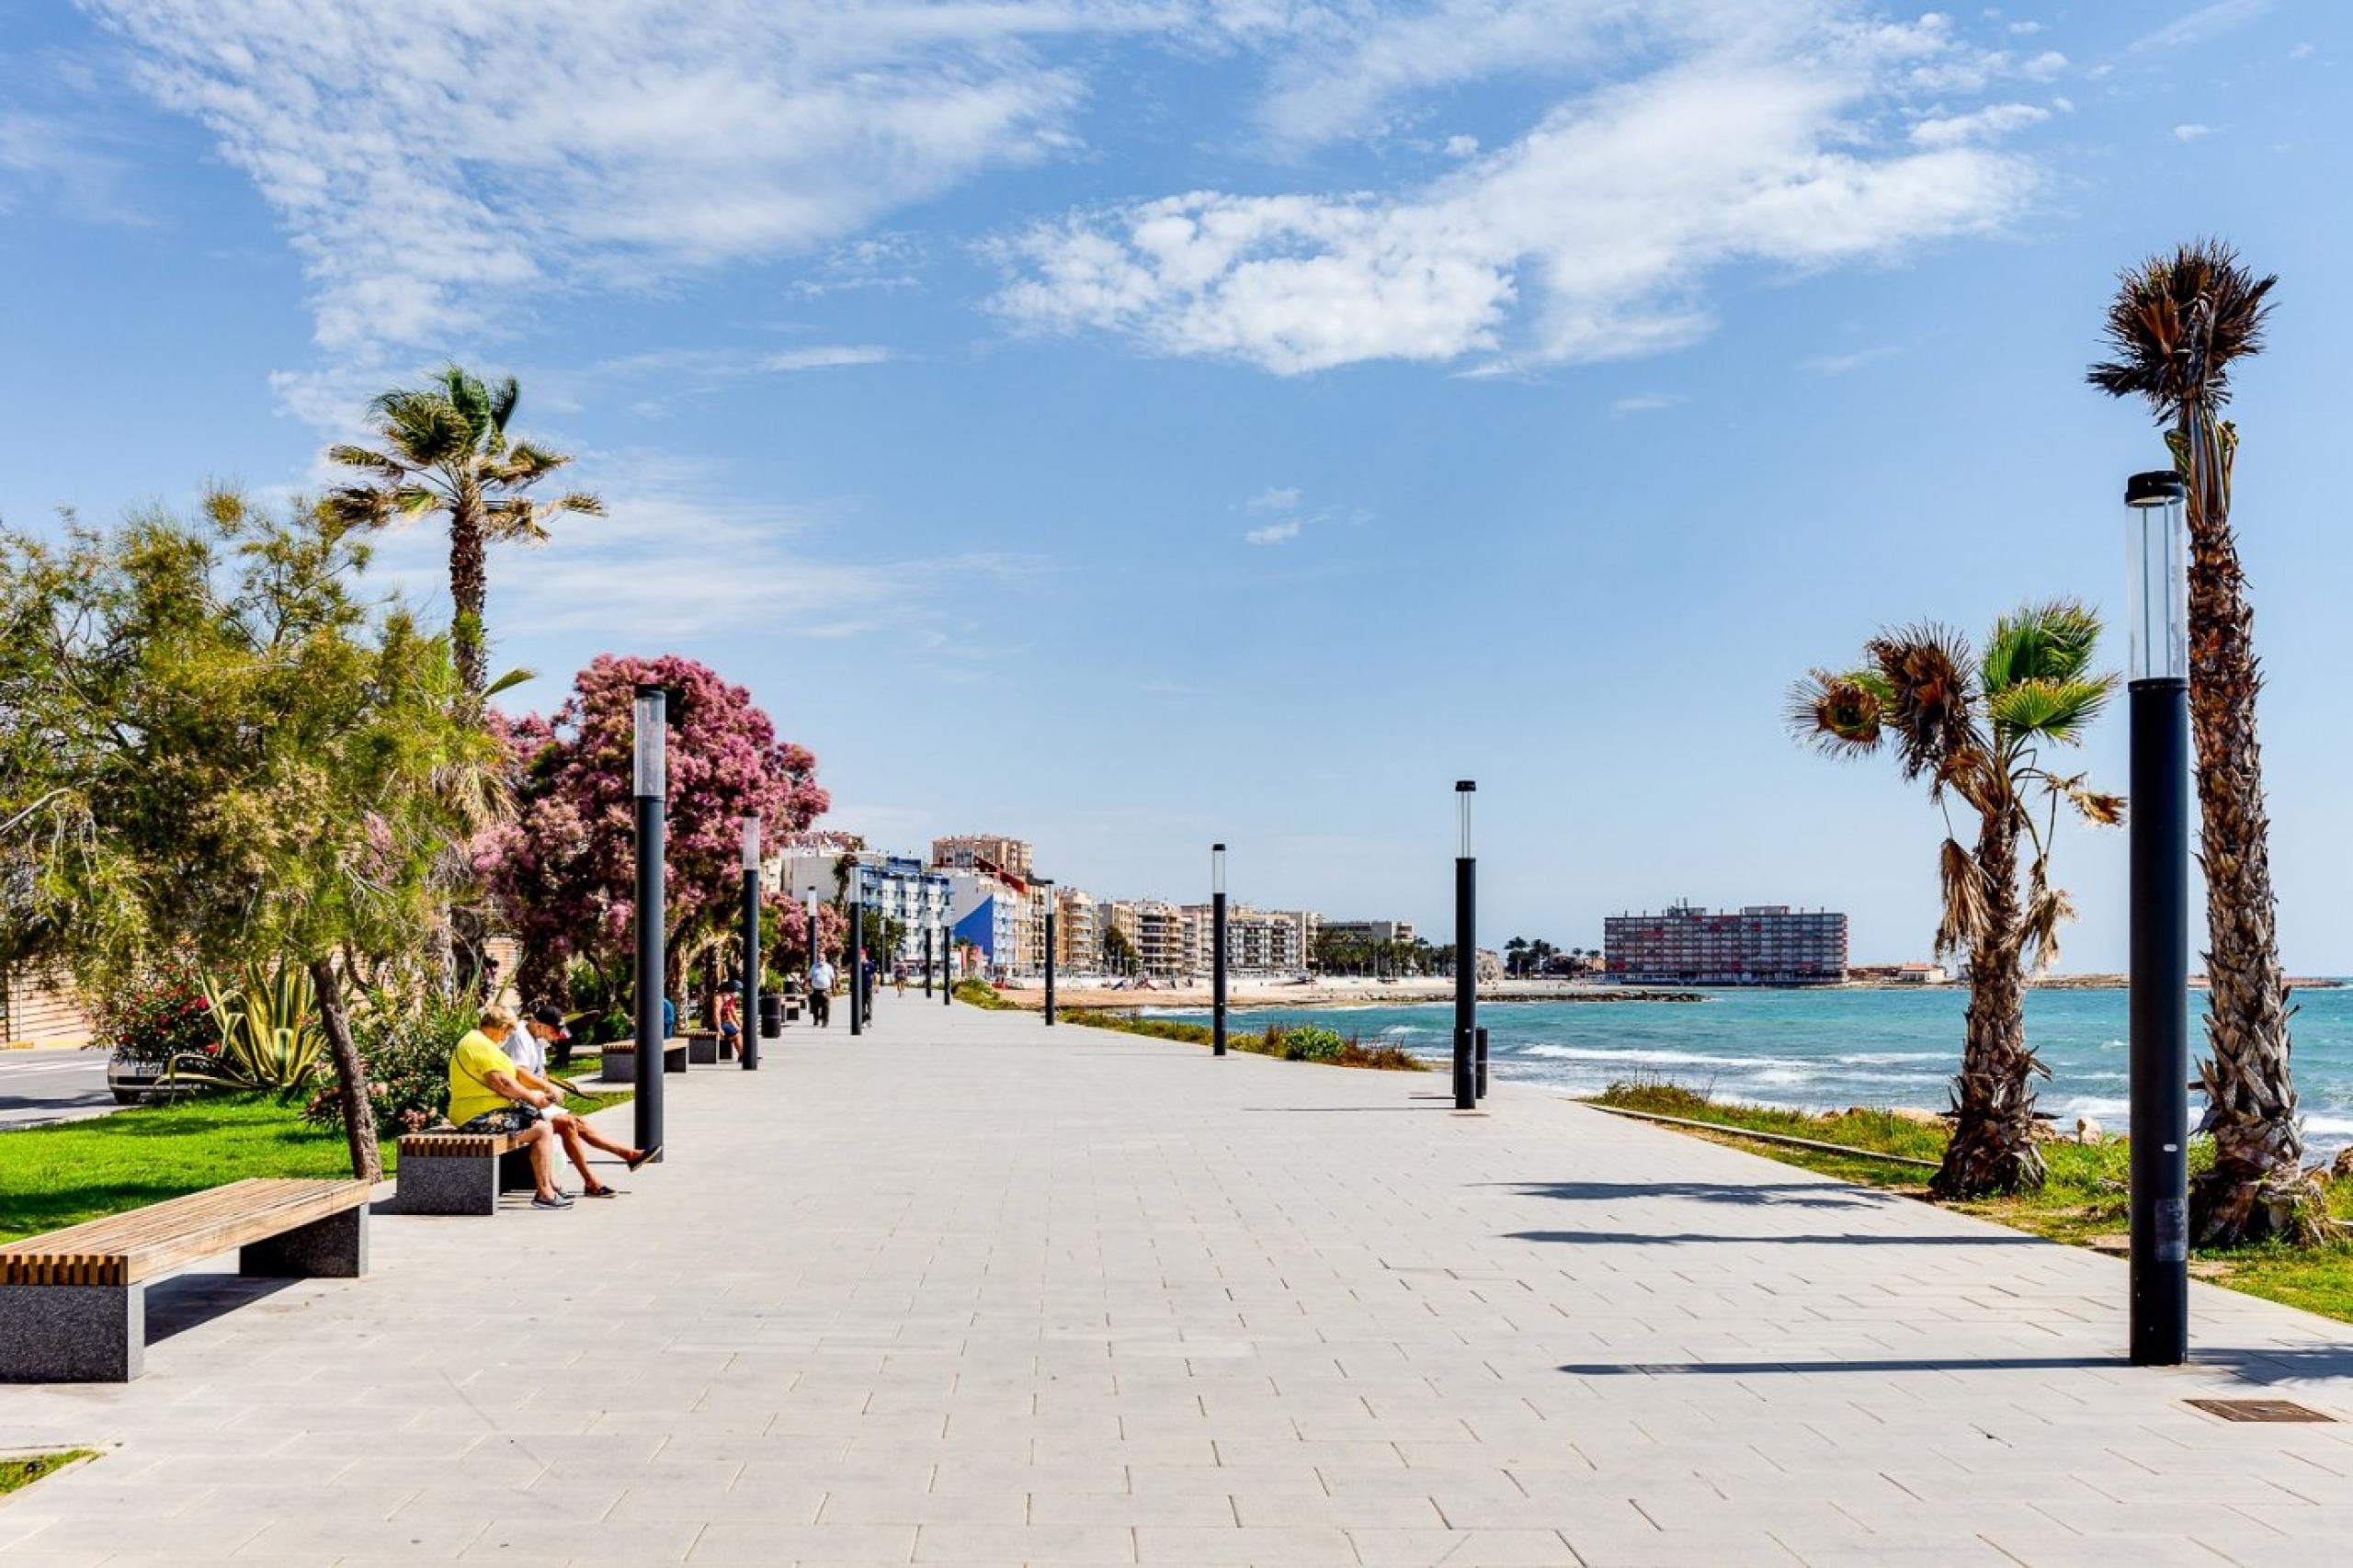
left=810, top=961, right=836, bottom=991
left=506, top=1026, right=548, bottom=1075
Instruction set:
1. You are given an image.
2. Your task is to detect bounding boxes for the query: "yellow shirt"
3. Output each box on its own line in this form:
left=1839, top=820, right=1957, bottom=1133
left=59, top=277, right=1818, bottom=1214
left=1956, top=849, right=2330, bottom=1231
left=447, top=1028, right=521, bottom=1127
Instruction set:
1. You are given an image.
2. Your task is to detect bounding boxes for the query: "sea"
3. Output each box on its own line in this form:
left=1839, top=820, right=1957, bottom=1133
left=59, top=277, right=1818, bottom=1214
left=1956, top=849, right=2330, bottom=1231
left=1156, top=986, right=2353, bottom=1157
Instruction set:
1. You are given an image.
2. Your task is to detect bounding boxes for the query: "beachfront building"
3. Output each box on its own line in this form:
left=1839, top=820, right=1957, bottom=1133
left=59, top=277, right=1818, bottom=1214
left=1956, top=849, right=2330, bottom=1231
left=1604, top=903, right=1847, bottom=985
left=929, top=834, right=1033, bottom=881
left=945, top=869, right=1036, bottom=977
left=1098, top=899, right=1143, bottom=972
left=1849, top=961, right=1952, bottom=985
left=1133, top=900, right=1197, bottom=979
left=1324, top=919, right=1415, bottom=947
left=772, top=848, right=954, bottom=965
left=1182, top=903, right=1320, bottom=975
left=1053, top=886, right=1099, bottom=973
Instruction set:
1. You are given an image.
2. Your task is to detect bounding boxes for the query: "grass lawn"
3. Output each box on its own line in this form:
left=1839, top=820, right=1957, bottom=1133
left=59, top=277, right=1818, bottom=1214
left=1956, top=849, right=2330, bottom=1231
left=1587, top=1081, right=2353, bottom=1325
left=0, top=1085, right=631, bottom=1245
left=0, top=1450, right=98, bottom=1497
left=1061, top=1006, right=1425, bottom=1070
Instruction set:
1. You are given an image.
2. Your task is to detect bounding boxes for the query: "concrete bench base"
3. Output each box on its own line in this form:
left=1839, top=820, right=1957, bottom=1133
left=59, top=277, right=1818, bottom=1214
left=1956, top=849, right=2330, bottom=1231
left=393, top=1136, right=539, bottom=1217
left=600, top=1040, right=688, bottom=1083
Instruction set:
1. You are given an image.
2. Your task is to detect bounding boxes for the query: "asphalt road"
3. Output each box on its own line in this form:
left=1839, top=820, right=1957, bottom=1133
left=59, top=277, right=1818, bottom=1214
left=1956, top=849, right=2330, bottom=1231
left=0, top=1047, right=115, bottom=1130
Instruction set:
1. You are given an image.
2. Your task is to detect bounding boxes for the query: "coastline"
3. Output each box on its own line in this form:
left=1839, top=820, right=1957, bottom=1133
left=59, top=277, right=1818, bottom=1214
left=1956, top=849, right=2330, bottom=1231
left=995, top=977, right=1703, bottom=1011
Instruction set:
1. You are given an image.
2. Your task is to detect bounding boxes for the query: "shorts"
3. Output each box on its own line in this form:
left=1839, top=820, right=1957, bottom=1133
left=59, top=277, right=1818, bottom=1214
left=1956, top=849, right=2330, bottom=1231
left=459, top=1107, right=540, bottom=1135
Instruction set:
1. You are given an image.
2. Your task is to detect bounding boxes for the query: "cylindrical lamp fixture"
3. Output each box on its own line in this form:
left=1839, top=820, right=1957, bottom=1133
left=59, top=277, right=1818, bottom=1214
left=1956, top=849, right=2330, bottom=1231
left=1453, top=781, right=1477, bottom=1111
left=2124, top=469, right=2190, bottom=1367
left=739, top=815, right=760, bottom=1072
left=1211, top=844, right=1228, bottom=1058
left=631, top=684, right=666, bottom=1157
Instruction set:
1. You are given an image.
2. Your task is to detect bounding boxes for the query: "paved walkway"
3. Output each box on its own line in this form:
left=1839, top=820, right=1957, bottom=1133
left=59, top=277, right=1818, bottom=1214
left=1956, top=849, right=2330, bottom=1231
left=4, top=994, right=2352, bottom=1565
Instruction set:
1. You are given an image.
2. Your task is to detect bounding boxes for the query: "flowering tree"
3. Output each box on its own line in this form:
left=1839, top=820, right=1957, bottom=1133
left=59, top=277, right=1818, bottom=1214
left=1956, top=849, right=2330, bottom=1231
left=481, top=653, right=827, bottom=1006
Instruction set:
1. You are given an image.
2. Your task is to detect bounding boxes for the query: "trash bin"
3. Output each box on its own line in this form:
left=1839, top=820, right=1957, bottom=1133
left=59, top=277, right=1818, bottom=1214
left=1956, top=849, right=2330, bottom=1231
left=758, top=992, right=782, bottom=1038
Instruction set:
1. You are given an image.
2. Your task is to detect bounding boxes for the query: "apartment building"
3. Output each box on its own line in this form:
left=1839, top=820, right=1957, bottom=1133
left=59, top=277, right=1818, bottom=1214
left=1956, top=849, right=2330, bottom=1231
left=929, top=834, right=1033, bottom=881
left=1324, top=919, right=1415, bottom=946
left=1132, top=900, right=1198, bottom=979
left=1053, top=886, right=1100, bottom=972
left=1603, top=903, right=1848, bottom=986
left=1181, top=903, right=1320, bottom=974
left=771, top=848, right=954, bottom=964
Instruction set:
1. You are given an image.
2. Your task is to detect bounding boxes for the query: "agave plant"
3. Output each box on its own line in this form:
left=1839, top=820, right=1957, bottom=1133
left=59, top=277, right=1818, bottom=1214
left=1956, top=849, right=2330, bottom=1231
left=167, top=961, right=328, bottom=1097
left=1791, top=602, right=2123, bottom=1197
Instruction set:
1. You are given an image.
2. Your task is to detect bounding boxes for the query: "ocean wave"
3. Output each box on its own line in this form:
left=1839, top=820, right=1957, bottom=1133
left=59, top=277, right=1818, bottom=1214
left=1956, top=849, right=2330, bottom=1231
left=1516, top=1043, right=1784, bottom=1069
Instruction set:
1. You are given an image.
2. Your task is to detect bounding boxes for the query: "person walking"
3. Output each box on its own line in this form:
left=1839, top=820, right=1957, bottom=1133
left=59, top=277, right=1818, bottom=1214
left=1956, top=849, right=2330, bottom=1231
left=808, top=956, right=835, bottom=1027
left=892, top=960, right=908, bottom=997
left=715, top=981, right=743, bottom=1061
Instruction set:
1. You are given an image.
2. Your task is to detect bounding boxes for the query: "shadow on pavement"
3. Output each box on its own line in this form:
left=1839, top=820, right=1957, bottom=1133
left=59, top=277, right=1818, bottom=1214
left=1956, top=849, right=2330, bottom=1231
left=1559, top=1345, right=2353, bottom=1385
left=1486, top=1179, right=1894, bottom=1209
left=145, top=1272, right=301, bottom=1345
left=1507, top=1228, right=2044, bottom=1246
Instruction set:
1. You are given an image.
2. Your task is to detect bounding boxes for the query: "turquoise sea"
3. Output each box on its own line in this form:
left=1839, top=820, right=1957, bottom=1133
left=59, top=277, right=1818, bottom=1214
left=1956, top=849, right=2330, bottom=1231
left=1159, top=987, right=2353, bottom=1155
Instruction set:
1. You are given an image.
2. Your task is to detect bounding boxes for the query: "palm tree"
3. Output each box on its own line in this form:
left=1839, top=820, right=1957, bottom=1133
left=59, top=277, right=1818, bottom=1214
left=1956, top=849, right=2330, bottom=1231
left=2088, top=242, right=2325, bottom=1244
left=325, top=367, right=603, bottom=700
left=1791, top=603, right=2122, bottom=1197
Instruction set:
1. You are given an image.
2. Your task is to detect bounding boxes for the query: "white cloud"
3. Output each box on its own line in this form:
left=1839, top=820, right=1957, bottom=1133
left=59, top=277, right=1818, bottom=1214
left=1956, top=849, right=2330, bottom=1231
left=79, top=0, right=1163, bottom=355
left=2174, top=123, right=2213, bottom=142
left=0, top=109, right=143, bottom=222
left=1911, top=103, right=2051, bottom=147
left=2131, top=0, right=2274, bottom=54
left=1609, top=392, right=1685, bottom=415
left=1244, top=485, right=1303, bottom=514
left=1244, top=519, right=1302, bottom=545
left=1233, top=484, right=1364, bottom=545
left=1444, top=134, right=1481, bottom=158
left=995, top=14, right=2040, bottom=374
left=1802, top=343, right=1901, bottom=374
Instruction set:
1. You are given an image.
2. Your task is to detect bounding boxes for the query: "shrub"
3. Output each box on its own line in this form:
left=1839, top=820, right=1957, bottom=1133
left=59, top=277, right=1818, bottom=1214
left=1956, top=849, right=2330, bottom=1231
left=167, top=963, right=326, bottom=1097
left=303, top=983, right=475, bottom=1135
left=91, top=958, right=218, bottom=1073
left=1267, top=1023, right=1347, bottom=1062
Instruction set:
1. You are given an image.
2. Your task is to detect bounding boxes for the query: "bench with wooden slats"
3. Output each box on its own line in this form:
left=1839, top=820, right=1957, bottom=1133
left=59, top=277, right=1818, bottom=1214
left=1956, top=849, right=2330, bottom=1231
left=1, top=1177, right=371, bottom=1383
left=392, top=1125, right=540, bottom=1217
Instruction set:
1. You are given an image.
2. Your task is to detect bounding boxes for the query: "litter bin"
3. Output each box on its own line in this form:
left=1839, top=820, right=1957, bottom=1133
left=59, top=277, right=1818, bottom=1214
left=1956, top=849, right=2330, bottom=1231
left=758, top=992, right=782, bottom=1039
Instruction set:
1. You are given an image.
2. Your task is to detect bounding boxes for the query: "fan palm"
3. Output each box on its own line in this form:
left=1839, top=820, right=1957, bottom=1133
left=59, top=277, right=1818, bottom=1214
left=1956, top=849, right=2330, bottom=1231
left=325, top=367, right=603, bottom=700
left=2087, top=241, right=2324, bottom=1244
left=1791, top=603, right=2123, bottom=1197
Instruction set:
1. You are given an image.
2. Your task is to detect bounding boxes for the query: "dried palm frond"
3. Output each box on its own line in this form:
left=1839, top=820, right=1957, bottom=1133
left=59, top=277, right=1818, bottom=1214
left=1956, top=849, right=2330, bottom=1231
left=2088, top=239, right=2275, bottom=416
left=2047, top=772, right=2127, bottom=827
left=2021, top=857, right=2077, bottom=974
left=1786, top=668, right=1887, bottom=756
left=1934, top=836, right=1990, bottom=959
left=1867, top=624, right=1979, bottom=782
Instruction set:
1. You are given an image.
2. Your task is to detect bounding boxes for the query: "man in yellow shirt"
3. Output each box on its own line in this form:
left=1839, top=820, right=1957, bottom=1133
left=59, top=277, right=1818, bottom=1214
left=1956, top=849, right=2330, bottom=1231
left=447, top=1006, right=574, bottom=1210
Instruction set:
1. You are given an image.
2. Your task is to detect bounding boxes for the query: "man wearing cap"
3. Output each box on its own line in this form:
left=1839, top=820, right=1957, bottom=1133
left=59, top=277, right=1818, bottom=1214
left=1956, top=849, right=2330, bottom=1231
left=513, top=1004, right=657, bottom=1197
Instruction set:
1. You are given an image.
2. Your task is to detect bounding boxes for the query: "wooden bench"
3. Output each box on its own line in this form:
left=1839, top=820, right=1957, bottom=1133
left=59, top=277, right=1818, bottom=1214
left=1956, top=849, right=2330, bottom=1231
left=0, top=1178, right=370, bottom=1382
left=392, top=1128, right=540, bottom=1216
left=599, top=1038, right=688, bottom=1083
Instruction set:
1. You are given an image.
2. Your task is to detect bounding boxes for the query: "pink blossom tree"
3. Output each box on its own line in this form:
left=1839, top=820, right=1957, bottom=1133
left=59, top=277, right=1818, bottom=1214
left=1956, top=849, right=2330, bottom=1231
left=480, top=653, right=828, bottom=1011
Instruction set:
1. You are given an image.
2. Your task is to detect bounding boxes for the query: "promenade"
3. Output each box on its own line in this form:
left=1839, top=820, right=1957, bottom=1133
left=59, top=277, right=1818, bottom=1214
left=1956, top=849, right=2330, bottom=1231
left=3, top=995, right=2350, bottom=1565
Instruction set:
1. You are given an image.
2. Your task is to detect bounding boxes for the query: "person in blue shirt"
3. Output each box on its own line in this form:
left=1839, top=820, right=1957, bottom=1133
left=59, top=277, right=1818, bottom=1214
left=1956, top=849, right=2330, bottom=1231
left=661, top=994, right=676, bottom=1038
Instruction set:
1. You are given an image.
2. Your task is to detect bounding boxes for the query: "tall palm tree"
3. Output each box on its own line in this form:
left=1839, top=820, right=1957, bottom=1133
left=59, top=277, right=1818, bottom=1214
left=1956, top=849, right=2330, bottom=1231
left=325, top=367, right=603, bottom=700
left=1792, top=603, right=2122, bottom=1197
left=2088, top=242, right=2324, bottom=1244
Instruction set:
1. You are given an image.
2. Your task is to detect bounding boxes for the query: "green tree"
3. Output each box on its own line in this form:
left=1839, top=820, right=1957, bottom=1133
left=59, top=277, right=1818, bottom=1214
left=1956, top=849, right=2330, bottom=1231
left=1790, top=603, right=2122, bottom=1197
left=1102, top=922, right=1139, bottom=974
left=325, top=366, right=602, bottom=700
left=2088, top=242, right=2325, bottom=1244
left=0, top=494, right=500, bottom=1181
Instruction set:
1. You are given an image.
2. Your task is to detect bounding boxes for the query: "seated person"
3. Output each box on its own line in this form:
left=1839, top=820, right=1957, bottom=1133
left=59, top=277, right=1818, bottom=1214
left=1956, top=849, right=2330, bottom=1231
left=510, top=1005, right=659, bottom=1197
left=447, top=1006, right=574, bottom=1211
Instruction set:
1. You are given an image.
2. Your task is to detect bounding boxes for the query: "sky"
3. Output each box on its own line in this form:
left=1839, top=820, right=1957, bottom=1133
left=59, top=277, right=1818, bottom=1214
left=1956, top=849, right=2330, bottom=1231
left=3, top=1, right=2350, bottom=971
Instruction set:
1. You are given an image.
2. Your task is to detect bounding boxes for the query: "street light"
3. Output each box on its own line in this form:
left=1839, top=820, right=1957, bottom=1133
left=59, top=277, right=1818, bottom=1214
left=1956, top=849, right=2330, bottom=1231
left=1039, top=879, right=1057, bottom=1026
left=848, top=857, right=864, bottom=1038
left=631, top=684, right=666, bottom=1158
left=1453, top=781, right=1477, bottom=1111
left=805, top=891, right=820, bottom=1028
left=740, top=816, right=760, bottom=1072
left=2126, top=468, right=2190, bottom=1367
left=1211, top=844, right=1228, bottom=1057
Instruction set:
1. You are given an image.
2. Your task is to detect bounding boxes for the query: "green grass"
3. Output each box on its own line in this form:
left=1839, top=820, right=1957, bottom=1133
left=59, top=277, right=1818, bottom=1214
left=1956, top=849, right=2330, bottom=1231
left=0, top=1450, right=98, bottom=1496
left=0, top=1086, right=631, bottom=1245
left=1062, top=1007, right=1425, bottom=1071
left=1586, top=1079, right=2353, bottom=1324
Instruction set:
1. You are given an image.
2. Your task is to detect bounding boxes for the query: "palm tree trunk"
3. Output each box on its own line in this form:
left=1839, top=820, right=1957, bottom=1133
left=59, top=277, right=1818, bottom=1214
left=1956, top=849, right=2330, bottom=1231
left=309, top=956, right=382, bottom=1184
left=2177, top=414, right=2325, bottom=1244
left=1933, top=812, right=2048, bottom=1198
left=449, top=486, right=487, bottom=699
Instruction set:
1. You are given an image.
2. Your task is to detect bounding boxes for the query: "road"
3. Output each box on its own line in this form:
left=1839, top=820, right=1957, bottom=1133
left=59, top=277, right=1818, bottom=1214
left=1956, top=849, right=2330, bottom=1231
left=0, top=1046, right=115, bottom=1130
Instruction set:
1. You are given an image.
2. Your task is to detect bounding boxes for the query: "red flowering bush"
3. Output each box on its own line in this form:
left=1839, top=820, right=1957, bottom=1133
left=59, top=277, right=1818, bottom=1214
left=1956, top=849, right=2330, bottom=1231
left=92, top=958, right=220, bottom=1071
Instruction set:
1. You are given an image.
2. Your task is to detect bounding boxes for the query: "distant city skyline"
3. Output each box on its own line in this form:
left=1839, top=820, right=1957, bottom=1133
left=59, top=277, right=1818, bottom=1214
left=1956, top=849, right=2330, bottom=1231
left=6, top=4, right=2352, bottom=971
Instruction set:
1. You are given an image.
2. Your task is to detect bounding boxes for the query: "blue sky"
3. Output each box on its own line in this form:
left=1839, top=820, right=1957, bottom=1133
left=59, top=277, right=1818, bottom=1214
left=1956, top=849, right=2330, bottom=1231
left=4, top=1, right=2349, bottom=970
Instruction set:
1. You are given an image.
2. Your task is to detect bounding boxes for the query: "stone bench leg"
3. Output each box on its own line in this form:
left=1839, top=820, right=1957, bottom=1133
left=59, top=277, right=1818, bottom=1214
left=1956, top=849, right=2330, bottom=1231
left=0, top=1283, right=143, bottom=1382
left=395, top=1153, right=498, bottom=1216
left=241, top=1206, right=368, bottom=1278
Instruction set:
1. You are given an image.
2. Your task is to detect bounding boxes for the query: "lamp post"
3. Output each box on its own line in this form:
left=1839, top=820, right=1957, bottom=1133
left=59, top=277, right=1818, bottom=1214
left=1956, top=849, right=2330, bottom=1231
left=1039, top=879, right=1057, bottom=1026
left=923, top=925, right=934, bottom=998
left=1211, top=844, right=1228, bottom=1057
left=848, top=862, right=864, bottom=1038
left=1453, top=781, right=1477, bottom=1111
left=805, top=892, right=820, bottom=1028
left=631, top=685, right=666, bottom=1158
left=2126, top=469, right=2190, bottom=1367
left=740, top=816, right=760, bottom=1072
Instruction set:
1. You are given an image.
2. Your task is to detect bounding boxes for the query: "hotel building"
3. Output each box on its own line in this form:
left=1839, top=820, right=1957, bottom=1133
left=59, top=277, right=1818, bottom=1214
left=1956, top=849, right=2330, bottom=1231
left=1603, top=903, right=1848, bottom=986
left=929, top=834, right=1034, bottom=881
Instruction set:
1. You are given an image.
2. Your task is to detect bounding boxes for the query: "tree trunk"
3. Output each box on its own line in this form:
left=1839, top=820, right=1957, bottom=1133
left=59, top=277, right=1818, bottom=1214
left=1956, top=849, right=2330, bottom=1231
left=1933, top=811, right=2048, bottom=1198
left=2176, top=415, right=2326, bottom=1244
left=309, top=956, right=382, bottom=1184
left=449, top=491, right=487, bottom=699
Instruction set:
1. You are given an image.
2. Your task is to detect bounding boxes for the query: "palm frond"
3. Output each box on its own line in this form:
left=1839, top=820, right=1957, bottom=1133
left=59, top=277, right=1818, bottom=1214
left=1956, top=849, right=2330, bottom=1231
left=2020, top=856, right=2076, bottom=974
left=369, top=390, right=469, bottom=463
left=1983, top=599, right=2102, bottom=691
left=488, top=375, right=520, bottom=435
left=483, top=666, right=535, bottom=700
left=2087, top=238, right=2276, bottom=417
left=1933, top=836, right=1989, bottom=959
left=1987, top=675, right=2118, bottom=744
left=1866, top=623, right=1980, bottom=781
left=1786, top=667, right=1888, bottom=756
left=326, top=444, right=408, bottom=481
left=554, top=491, right=605, bottom=517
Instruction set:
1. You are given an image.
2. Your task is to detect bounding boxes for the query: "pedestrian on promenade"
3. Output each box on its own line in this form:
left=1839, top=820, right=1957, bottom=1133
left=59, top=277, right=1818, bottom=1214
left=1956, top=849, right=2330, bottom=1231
left=808, top=956, right=835, bottom=1027
left=860, top=950, right=878, bottom=1016
left=661, top=994, right=676, bottom=1039
left=892, top=960, right=907, bottom=997
left=716, top=981, right=743, bottom=1060
left=445, top=1005, right=574, bottom=1210
left=507, top=1005, right=658, bottom=1197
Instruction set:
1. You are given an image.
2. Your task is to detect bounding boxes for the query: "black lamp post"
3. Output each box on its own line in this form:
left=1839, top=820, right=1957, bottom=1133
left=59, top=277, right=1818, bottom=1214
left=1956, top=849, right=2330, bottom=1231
left=631, top=684, right=666, bottom=1158
left=848, top=861, right=864, bottom=1038
left=1211, top=844, right=1228, bottom=1057
left=740, top=815, right=760, bottom=1072
left=2127, top=468, right=2191, bottom=1367
left=1453, top=781, right=1477, bottom=1111
left=923, top=925, right=934, bottom=998
left=1040, top=879, right=1057, bottom=1026
left=804, top=892, right=820, bottom=1028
